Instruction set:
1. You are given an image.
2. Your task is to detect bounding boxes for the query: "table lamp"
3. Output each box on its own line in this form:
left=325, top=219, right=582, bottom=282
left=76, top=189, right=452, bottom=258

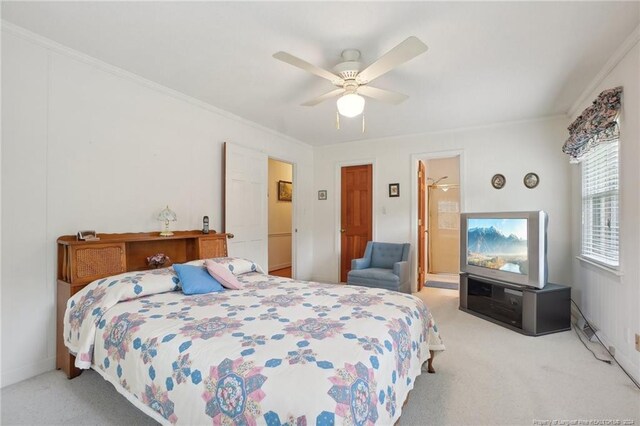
left=157, top=205, right=177, bottom=237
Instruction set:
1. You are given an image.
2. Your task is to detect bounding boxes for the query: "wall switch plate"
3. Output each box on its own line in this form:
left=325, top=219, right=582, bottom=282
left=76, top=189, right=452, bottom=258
left=635, top=334, right=640, bottom=352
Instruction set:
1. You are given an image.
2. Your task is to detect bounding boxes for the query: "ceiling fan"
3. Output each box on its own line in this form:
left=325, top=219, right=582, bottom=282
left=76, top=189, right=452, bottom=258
left=273, top=37, right=428, bottom=118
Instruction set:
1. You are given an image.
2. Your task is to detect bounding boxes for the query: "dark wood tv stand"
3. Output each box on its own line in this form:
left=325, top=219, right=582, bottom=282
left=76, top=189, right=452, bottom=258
left=459, top=273, right=571, bottom=336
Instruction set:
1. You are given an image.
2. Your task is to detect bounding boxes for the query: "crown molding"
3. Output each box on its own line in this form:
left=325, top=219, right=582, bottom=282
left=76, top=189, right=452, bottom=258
left=319, top=113, right=569, bottom=149
left=568, top=24, right=640, bottom=117
left=1, top=20, right=311, bottom=150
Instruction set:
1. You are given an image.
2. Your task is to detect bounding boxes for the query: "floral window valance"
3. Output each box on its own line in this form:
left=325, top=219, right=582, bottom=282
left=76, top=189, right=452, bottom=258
left=562, top=86, right=622, bottom=163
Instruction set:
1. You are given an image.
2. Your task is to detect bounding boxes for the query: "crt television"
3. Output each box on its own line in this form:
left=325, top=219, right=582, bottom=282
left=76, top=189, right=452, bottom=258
left=459, top=211, right=548, bottom=289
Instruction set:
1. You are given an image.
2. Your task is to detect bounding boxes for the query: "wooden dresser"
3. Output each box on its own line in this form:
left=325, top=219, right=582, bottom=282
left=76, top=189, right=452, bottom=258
left=56, top=230, right=230, bottom=378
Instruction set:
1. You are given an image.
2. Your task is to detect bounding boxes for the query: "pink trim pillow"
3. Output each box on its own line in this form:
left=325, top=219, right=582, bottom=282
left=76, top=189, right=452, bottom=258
left=204, top=259, right=243, bottom=290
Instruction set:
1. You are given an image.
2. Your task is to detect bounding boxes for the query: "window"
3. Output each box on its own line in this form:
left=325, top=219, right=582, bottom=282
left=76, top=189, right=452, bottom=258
left=581, top=139, right=619, bottom=268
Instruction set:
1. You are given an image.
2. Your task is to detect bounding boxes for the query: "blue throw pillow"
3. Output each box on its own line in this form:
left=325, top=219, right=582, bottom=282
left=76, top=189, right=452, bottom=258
left=173, top=264, right=225, bottom=295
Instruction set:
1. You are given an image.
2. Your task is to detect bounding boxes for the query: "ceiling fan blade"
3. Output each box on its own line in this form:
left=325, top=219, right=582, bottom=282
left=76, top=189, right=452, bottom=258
left=358, top=86, right=408, bottom=105
left=301, top=88, right=344, bottom=106
left=273, top=51, right=344, bottom=85
left=356, top=37, right=428, bottom=84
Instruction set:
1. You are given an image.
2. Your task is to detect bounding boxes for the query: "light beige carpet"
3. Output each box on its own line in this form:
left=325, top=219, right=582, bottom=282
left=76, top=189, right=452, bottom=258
left=401, top=288, right=639, bottom=425
left=1, top=287, right=638, bottom=425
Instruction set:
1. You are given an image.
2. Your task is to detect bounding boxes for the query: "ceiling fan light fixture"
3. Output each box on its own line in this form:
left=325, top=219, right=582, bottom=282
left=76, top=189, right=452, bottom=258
left=337, top=93, right=365, bottom=117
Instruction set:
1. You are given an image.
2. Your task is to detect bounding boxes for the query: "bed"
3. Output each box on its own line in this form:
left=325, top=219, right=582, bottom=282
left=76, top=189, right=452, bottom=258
left=57, top=231, right=444, bottom=425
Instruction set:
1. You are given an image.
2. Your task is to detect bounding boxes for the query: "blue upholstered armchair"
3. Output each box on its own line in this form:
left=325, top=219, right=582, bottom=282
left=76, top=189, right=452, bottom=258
left=347, top=242, right=411, bottom=293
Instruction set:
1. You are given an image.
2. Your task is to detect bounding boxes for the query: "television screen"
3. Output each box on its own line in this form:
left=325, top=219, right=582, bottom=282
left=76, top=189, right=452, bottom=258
left=467, top=218, right=529, bottom=275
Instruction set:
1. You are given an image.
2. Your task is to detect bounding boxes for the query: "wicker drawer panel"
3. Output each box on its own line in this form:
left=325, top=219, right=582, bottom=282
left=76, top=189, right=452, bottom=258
left=199, top=238, right=227, bottom=259
left=71, top=244, right=126, bottom=283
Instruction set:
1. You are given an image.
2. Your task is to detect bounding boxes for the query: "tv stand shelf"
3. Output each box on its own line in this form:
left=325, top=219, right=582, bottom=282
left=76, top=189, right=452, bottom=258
left=459, top=273, right=571, bottom=336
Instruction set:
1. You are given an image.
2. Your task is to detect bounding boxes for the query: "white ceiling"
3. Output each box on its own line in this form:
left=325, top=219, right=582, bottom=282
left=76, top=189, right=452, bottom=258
left=2, top=2, right=638, bottom=146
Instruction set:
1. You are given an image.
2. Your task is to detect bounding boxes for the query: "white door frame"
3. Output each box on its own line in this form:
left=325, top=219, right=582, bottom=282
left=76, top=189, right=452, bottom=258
left=334, top=158, right=377, bottom=283
left=223, top=143, right=298, bottom=279
left=267, top=155, right=298, bottom=279
left=409, top=150, right=465, bottom=292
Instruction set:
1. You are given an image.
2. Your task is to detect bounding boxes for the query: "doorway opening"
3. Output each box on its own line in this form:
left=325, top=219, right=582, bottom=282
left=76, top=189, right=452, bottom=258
left=418, top=156, right=461, bottom=290
left=267, top=158, right=293, bottom=278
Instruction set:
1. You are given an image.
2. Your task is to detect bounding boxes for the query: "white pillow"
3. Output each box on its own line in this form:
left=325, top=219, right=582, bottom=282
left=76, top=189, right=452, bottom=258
left=203, top=257, right=265, bottom=276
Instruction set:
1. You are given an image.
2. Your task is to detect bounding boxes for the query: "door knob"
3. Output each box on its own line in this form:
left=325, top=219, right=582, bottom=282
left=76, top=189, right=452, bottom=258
left=340, top=229, right=346, bottom=233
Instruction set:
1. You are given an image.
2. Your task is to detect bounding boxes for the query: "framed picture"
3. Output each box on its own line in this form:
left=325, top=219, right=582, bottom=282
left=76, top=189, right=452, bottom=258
left=76, top=230, right=99, bottom=241
left=318, top=190, right=327, bottom=200
left=278, top=180, right=292, bottom=201
left=389, top=183, right=400, bottom=197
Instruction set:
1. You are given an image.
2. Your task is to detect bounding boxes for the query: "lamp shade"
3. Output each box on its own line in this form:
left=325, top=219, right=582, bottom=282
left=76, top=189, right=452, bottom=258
left=157, top=206, right=177, bottom=237
left=337, top=93, right=365, bottom=117
left=157, top=206, right=177, bottom=222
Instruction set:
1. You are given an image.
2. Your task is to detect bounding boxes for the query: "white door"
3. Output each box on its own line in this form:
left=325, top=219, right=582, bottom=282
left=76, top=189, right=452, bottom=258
left=224, top=142, right=268, bottom=270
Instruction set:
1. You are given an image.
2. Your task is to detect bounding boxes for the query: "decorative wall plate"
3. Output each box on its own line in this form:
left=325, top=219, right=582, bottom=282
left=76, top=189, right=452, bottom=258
left=523, top=172, right=539, bottom=189
left=491, top=174, right=506, bottom=189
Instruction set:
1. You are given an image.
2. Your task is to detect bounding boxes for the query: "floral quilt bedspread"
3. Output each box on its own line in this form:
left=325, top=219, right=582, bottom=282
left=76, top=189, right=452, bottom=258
left=64, top=259, right=444, bottom=425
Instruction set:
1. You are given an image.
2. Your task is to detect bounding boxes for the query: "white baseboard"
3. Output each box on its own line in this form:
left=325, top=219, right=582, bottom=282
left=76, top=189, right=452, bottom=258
left=594, top=330, right=640, bottom=383
left=309, top=274, right=340, bottom=285
left=1, top=356, right=56, bottom=388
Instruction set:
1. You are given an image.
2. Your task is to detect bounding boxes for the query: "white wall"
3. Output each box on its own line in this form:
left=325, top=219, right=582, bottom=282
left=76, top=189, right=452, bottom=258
left=0, top=26, right=314, bottom=386
left=312, top=116, right=573, bottom=290
left=268, top=159, right=292, bottom=271
left=570, top=38, right=640, bottom=380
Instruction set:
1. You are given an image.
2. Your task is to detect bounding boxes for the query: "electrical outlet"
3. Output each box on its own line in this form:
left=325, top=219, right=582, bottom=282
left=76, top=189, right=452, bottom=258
left=635, top=334, right=640, bottom=352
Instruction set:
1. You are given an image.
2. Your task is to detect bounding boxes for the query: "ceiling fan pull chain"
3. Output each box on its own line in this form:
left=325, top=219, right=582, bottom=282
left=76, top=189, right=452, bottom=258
left=336, top=111, right=340, bottom=130
left=362, top=113, right=366, bottom=133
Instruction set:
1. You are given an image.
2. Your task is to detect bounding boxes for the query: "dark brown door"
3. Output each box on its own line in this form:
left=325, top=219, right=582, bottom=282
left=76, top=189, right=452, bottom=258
left=418, top=161, right=426, bottom=290
left=340, top=164, right=373, bottom=282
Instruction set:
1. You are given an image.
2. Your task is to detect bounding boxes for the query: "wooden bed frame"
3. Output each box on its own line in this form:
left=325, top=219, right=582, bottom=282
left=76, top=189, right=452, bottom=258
left=56, top=230, right=231, bottom=379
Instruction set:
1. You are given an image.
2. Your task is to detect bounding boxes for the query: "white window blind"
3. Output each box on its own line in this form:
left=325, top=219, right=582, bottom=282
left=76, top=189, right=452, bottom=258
left=581, top=139, right=619, bottom=267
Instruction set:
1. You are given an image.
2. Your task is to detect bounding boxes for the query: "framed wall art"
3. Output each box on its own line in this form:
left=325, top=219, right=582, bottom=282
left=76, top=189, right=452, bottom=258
left=278, top=180, right=292, bottom=201
left=389, top=183, right=400, bottom=197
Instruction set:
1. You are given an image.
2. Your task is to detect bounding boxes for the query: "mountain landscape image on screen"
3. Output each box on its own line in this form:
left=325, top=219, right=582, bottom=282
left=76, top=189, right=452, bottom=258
left=467, top=219, right=528, bottom=275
